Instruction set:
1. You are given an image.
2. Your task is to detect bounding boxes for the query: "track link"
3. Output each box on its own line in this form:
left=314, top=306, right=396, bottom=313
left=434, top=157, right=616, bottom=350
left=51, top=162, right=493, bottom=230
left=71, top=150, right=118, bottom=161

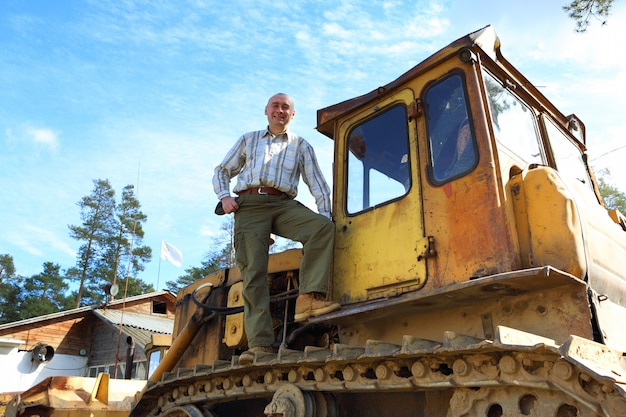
left=130, top=326, right=626, bottom=417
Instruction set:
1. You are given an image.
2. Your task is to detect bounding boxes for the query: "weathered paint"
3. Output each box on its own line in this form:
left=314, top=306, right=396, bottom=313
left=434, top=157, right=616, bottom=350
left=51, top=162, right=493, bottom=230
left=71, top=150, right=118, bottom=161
left=332, top=90, right=426, bottom=303
left=4, top=374, right=145, bottom=417
left=509, top=166, right=586, bottom=278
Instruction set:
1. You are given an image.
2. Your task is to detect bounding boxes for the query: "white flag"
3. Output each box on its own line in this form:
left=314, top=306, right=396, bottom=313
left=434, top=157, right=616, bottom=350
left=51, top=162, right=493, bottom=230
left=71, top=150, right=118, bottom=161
left=160, top=240, right=183, bottom=268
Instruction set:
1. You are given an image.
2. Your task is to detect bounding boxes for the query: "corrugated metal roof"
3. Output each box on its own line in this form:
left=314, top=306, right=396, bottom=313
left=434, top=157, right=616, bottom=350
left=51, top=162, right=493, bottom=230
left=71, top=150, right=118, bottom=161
left=116, top=325, right=158, bottom=349
left=0, top=290, right=175, bottom=331
left=93, top=309, right=174, bottom=334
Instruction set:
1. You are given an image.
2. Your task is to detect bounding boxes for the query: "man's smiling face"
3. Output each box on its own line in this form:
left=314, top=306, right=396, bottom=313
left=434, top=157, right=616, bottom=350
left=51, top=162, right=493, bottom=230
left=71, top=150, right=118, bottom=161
left=265, top=94, right=295, bottom=134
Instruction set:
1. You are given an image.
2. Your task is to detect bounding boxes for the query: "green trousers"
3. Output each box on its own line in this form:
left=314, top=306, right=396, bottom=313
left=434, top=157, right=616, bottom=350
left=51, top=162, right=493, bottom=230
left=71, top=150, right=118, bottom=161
left=233, top=194, right=335, bottom=348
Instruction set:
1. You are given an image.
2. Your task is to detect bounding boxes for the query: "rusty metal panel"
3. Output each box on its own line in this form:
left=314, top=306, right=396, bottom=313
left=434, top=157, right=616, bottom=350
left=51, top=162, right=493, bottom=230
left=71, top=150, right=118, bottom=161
left=317, top=266, right=593, bottom=347
left=416, top=60, right=520, bottom=289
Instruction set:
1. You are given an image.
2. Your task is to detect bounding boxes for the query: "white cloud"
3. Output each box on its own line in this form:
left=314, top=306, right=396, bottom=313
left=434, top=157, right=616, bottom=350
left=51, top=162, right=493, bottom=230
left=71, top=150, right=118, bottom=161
left=199, top=223, right=224, bottom=238
left=4, top=125, right=59, bottom=151
left=27, top=127, right=59, bottom=150
left=9, top=225, right=76, bottom=259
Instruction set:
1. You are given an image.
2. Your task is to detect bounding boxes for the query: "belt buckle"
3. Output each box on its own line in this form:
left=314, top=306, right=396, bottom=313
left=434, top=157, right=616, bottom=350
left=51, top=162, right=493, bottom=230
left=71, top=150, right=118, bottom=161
left=257, top=187, right=268, bottom=195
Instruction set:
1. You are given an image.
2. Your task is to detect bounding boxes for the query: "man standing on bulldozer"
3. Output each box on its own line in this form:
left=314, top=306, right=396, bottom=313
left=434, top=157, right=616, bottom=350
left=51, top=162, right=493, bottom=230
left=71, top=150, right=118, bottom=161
left=212, top=93, right=340, bottom=365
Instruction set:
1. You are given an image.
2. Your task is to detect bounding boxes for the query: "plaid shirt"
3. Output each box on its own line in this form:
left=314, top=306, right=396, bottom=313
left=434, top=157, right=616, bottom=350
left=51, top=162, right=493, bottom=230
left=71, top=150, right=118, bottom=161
left=213, top=128, right=331, bottom=218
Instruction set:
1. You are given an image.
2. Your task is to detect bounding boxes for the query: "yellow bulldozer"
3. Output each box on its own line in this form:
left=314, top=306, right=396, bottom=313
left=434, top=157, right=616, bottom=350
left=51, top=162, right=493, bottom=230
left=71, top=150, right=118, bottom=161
left=12, top=25, right=626, bottom=417
left=129, top=25, right=626, bottom=417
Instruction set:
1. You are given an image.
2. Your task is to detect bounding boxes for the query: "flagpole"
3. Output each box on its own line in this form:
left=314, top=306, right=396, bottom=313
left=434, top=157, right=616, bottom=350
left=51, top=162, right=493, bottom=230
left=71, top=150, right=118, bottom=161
left=157, top=239, right=163, bottom=290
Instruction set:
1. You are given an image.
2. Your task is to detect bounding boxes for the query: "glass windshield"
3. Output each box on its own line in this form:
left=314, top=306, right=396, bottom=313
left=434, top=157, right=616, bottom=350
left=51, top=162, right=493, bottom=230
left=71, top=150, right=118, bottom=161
left=424, top=74, right=478, bottom=184
left=148, top=350, right=161, bottom=378
left=346, top=105, right=411, bottom=214
left=544, top=116, right=593, bottom=192
left=483, top=72, right=543, bottom=165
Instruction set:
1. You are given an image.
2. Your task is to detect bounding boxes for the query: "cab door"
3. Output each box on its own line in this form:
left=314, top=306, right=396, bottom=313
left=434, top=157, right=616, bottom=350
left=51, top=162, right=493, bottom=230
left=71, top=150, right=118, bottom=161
left=332, top=89, right=427, bottom=304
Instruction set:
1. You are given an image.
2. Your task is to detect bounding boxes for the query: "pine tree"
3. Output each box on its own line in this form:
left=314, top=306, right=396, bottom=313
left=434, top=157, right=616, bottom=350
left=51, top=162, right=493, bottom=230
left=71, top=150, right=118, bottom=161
left=564, top=0, right=616, bottom=32
left=596, top=169, right=626, bottom=213
left=108, top=184, right=152, bottom=295
left=0, top=255, right=23, bottom=323
left=19, top=262, right=73, bottom=319
left=68, top=179, right=117, bottom=307
left=69, top=179, right=154, bottom=307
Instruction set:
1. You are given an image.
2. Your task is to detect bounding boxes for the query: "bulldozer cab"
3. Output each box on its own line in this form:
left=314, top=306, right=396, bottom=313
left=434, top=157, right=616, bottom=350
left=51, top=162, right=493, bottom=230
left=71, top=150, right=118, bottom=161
left=320, top=27, right=518, bottom=305
left=319, top=26, right=626, bottom=352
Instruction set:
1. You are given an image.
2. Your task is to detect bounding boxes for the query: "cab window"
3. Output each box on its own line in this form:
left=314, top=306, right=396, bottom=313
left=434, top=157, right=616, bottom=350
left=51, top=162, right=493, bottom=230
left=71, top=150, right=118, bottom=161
left=483, top=71, right=543, bottom=165
left=544, top=116, right=593, bottom=192
left=424, top=74, right=478, bottom=184
left=346, top=105, right=411, bottom=214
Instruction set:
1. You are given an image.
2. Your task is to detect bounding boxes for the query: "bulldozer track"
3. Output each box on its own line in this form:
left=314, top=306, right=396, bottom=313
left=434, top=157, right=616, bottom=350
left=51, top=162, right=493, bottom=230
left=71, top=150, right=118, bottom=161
left=132, top=326, right=626, bottom=417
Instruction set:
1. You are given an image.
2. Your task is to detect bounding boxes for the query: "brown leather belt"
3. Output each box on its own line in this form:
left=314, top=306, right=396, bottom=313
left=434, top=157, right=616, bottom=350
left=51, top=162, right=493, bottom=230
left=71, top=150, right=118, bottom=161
left=236, top=187, right=285, bottom=196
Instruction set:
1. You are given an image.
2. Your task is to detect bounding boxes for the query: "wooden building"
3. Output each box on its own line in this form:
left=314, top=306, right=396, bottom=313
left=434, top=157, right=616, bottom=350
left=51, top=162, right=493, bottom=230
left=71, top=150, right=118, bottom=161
left=0, top=291, right=176, bottom=394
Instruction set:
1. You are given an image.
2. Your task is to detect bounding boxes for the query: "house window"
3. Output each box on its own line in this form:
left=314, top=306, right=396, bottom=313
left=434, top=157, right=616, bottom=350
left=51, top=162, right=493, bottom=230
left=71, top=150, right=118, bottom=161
left=88, top=365, right=108, bottom=378
left=87, top=360, right=147, bottom=380
left=152, top=301, right=167, bottom=314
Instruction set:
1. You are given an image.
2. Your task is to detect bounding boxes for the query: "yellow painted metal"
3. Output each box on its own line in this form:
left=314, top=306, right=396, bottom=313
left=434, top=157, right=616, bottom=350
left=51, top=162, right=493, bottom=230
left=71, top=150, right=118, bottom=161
left=146, top=333, right=172, bottom=350
left=608, top=208, right=626, bottom=230
left=169, top=249, right=303, bottom=371
left=3, top=375, right=144, bottom=417
left=144, top=333, right=171, bottom=382
left=219, top=250, right=301, bottom=349
left=509, top=165, right=586, bottom=279
left=89, top=372, right=110, bottom=405
left=172, top=269, right=228, bottom=339
left=149, top=305, right=208, bottom=383
left=173, top=249, right=302, bottom=341
left=330, top=266, right=592, bottom=347
left=332, top=88, right=426, bottom=304
left=223, top=281, right=246, bottom=348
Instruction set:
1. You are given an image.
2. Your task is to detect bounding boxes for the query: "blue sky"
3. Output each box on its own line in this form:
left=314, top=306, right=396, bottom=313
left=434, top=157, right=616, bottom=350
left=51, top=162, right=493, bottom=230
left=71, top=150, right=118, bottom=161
left=2, top=0, right=625, bottom=290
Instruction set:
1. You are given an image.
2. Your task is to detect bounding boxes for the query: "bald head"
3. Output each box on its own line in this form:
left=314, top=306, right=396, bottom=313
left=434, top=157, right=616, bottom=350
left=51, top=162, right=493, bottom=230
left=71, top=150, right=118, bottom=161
left=265, top=93, right=296, bottom=134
